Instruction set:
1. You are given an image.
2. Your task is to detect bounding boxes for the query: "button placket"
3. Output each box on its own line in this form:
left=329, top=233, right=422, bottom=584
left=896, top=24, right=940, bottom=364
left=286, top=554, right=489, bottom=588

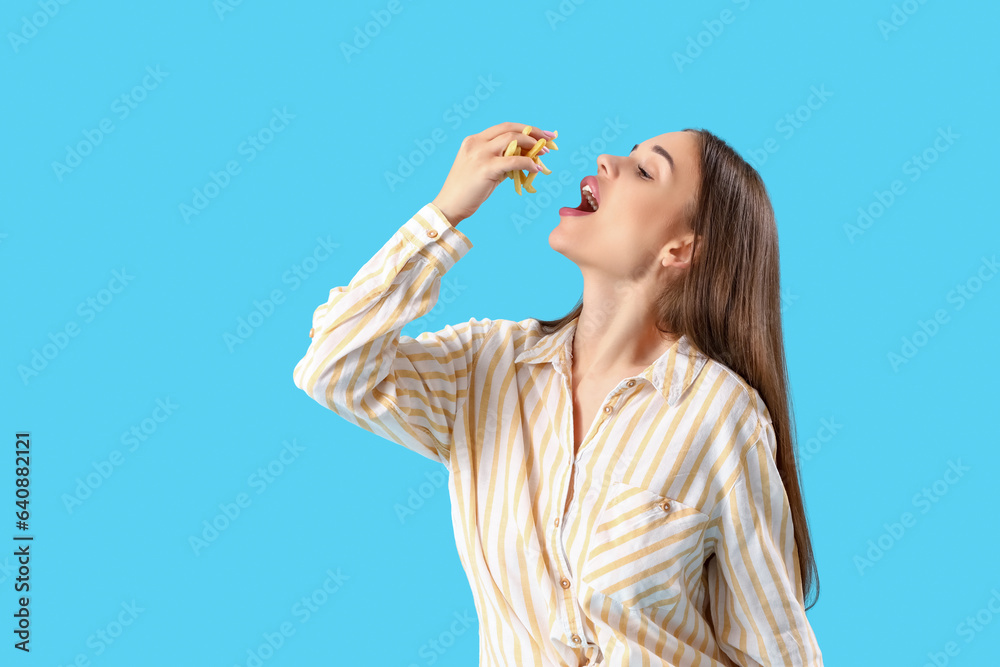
left=555, top=351, right=603, bottom=653
left=555, top=522, right=592, bottom=653
left=555, top=539, right=589, bottom=654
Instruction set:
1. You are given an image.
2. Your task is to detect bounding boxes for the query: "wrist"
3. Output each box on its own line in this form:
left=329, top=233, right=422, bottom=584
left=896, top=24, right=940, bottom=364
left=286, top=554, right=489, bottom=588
left=430, top=198, right=464, bottom=227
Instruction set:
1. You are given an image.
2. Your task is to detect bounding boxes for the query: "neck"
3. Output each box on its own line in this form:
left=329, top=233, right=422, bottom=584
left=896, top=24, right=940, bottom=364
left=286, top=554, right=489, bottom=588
left=571, top=305, right=678, bottom=382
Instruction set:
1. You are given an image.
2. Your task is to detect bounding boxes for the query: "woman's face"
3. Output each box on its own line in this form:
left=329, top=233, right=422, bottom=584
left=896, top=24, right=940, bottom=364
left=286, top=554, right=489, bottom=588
left=550, top=130, right=701, bottom=281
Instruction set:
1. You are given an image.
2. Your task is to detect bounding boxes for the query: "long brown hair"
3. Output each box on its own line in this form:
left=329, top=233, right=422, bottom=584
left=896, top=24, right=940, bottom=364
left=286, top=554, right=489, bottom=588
left=534, top=128, right=819, bottom=610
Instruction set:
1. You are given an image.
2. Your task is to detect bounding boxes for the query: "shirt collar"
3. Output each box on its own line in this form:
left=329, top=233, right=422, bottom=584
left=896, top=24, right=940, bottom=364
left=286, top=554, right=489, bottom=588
left=514, top=315, right=709, bottom=407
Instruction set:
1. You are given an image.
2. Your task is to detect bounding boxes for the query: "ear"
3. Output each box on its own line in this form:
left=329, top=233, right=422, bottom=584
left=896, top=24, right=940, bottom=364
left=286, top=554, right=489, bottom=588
left=660, top=231, right=699, bottom=268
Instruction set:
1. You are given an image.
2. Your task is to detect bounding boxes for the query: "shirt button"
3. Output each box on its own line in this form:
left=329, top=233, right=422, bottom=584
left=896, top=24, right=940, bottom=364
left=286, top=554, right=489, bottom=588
left=571, top=634, right=582, bottom=644
left=426, top=229, right=438, bottom=238
left=308, top=327, right=315, bottom=338
left=554, top=517, right=560, bottom=527
left=603, top=405, right=612, bottom=414
left=626, top=380, right=636, bottom=387
left=660, top=500, right=671, bottom=512
left=560, top=578, right=571, bottom=589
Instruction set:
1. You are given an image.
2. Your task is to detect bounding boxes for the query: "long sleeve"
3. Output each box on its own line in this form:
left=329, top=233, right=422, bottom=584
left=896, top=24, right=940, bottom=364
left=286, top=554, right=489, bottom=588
left=704, top=421, right=824, bottom=666
left=291, top=202, right=490, bottom=467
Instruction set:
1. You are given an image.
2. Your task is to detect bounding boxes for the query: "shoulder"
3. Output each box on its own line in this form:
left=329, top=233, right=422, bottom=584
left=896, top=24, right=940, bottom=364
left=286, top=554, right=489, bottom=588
left=416, top=316, right=547, bottom=348
left=473, top=317, right=555, bottom=346
left=455, top=317, right=567, bottom=367
left=702, top=356, right=772, bottom=427
left=688, top=352, right=775, bottom=465
left=428, top=316, right=533, bottom=359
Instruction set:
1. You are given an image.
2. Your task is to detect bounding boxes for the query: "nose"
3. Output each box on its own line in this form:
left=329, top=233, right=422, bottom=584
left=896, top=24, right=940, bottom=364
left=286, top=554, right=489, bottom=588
left=596, top=153, right=613, bottom=176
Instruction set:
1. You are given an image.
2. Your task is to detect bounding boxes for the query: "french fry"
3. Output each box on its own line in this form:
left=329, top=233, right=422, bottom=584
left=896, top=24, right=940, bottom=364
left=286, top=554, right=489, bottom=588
left=513, top=145, right=523, bottom=186
left=503, top=139, right=518, bottom=180
left=503, top=127, right=558, bottom=192
left=526, top=138, right=547, bottom=158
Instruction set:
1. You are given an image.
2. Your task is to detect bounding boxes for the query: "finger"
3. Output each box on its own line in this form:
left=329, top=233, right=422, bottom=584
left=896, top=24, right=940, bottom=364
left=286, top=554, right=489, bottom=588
left=492, top=156, right=542, bottom=180
left=488, top=131, right=546, bottom=157
left=479, top=122, right=551, bottom=143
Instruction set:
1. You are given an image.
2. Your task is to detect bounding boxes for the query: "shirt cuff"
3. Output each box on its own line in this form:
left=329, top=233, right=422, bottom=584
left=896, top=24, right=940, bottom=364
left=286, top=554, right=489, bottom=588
left=400, top=203, right=474, bottom=274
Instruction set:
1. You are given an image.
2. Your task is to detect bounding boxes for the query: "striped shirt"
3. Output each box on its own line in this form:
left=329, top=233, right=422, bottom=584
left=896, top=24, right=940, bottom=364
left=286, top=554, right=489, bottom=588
left=292, top=203, right=823, bottom=667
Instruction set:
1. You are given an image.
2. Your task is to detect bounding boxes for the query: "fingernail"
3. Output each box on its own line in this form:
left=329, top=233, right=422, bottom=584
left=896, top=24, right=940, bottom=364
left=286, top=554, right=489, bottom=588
left=540, top=146, right=549, bottom=154
left=542, top=130, right=556, bottom=137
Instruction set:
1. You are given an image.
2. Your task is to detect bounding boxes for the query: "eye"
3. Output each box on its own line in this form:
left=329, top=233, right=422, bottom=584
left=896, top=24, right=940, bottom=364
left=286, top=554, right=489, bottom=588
left=636, top=165, right=652, bottom=180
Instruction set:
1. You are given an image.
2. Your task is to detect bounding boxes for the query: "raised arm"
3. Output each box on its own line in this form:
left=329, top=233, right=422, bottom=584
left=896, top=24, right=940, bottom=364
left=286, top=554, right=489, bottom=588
left=292, top=202, right=487, bottom=465
left=293, top=122, right=554, bottom=466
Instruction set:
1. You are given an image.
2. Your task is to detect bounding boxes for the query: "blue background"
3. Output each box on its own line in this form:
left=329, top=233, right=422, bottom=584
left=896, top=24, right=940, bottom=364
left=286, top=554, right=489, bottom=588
left=3, top=0, right=998, bottom=665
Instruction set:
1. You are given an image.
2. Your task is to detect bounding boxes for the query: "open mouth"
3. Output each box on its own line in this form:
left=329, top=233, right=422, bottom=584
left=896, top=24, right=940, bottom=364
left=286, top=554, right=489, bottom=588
left=559, top=177, right=601, bottom=217
left=577, top=184, right=599, bottom=212
left=569, top=180, right=599, bottom=213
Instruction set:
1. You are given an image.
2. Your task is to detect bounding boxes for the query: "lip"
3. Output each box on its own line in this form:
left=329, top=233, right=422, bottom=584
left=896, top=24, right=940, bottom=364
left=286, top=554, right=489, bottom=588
left=582, top=175, right=600, bottom=207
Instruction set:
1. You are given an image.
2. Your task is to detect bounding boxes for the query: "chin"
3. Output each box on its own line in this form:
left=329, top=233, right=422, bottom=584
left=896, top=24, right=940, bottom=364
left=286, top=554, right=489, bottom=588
left=547, top=225, right=568, bottom=251
left=547, top=226, right=582, bottom=262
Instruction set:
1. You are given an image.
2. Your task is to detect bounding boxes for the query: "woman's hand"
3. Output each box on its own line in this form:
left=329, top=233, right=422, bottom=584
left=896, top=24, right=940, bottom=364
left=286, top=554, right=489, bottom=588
left=431, top=122, right=553, bottom=226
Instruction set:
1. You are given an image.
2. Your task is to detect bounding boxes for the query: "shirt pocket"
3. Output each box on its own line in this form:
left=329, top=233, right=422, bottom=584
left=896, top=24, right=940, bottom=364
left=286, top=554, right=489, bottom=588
left=580, top=480, right=709, bottom=612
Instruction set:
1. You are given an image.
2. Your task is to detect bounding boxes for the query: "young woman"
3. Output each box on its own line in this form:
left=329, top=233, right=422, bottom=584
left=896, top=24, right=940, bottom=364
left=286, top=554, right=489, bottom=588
left=292, top=122, right=823, bottom=666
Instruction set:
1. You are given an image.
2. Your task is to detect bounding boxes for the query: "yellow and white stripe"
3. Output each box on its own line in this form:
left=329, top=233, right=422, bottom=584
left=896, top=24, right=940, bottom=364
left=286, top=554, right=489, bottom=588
left=293, top=203, right=824, bottom=667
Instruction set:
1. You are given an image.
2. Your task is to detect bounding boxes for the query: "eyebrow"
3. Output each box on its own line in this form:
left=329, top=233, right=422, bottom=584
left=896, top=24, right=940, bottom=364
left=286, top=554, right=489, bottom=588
left=631, top=142, right=675, bottom=174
